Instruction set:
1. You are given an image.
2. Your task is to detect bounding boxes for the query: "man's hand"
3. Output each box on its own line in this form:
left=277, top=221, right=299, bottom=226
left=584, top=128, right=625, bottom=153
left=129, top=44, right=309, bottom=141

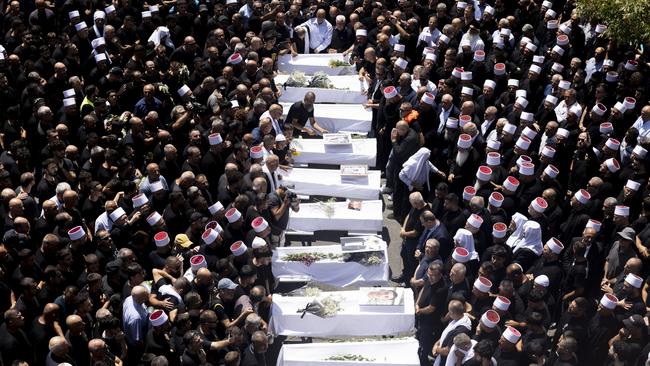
left=390, top=128, right=398, bottom=142
left=447, top=173, right=455, bottom=183
left=414, top=249, right=421, bottom=258
left=303, top=128, right=316, bottom=136
left=160, top=299, right=174, bottom=310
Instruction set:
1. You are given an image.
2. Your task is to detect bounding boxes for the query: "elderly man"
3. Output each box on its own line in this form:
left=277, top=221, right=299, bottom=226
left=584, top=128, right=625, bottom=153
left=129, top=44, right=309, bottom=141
left=296, top=9, right=333, bottom=53
left=390, top=120, right=421, bottom=221
left=46, top=336, right=75, bottom=365
left=122, top=286, right=150, bottom=362
left=393, top=192, right=430, bottom=284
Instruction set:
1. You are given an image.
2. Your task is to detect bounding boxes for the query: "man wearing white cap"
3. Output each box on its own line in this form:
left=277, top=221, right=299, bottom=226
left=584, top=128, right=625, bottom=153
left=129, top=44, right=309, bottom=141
left=494, top=326, right=521, bottom=364
left=582, top=293, right=622, bottom=365
left=448, top=134, right=480, bottom=190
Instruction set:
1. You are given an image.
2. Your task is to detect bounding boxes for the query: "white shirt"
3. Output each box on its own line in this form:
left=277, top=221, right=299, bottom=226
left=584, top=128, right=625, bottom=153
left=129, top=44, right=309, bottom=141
left=438, top=107, right=451, bottom=133
left=238, top=4, right=253, bottom=19
left=298, top=18, right=333, bottom=53
left=260, top=110, right=284, bottom=136
left=632, top=116, right=650, bottom=141
left=418, top=27, right=441, bottom=47
left=94, top=211, right=113, bottom=234
left=480, top=119, right=494, bottom=136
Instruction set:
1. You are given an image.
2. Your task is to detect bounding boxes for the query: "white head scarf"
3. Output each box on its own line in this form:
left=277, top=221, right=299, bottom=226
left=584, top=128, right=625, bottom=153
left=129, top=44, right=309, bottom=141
left=399, top=147, right=439, bottom=190
left=505, top=212, right=528, bottom=247
left=453, top=228, right=478, bottom=260
left=513, top=221, right=543, bottom=256
left=148, top=26, right=175, bottom=49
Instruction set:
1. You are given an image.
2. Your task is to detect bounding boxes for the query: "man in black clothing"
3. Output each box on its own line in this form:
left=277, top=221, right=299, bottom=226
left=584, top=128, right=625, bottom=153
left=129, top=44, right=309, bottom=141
left=415, top=262, right=447, bottom=365
left=493, top=326, right=523, bottom=366
left=390, top=121, right=421, bottom=221
left=241, top=330, right=269, bottom=366
left=0, top=309, right=33, bottom=365
left=285, top=92, right=328, bottom=137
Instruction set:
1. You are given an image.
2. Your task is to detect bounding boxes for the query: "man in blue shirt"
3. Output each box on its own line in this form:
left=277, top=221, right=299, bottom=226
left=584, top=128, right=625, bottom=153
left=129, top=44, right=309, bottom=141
left=134, top=84, right=162, bottom=118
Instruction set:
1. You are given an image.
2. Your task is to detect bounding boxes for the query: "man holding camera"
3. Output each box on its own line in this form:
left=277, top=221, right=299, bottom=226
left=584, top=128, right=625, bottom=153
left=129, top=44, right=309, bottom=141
left=267, top=185, right=299, bottom=247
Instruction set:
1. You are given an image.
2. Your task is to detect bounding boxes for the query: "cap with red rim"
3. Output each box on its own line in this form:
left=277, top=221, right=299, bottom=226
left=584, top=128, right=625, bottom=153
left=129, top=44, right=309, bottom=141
left=227, top=53, right=243, bottom=64
left=503, top=326, right=521, bottom=343
left=546, top=237, right=563, bottom=254
left=463, top=186, right=476, bottom=201
left=487, top=152, right=501, bottom=166
left=421, top=92, right=435, bottom=105
left=493, top=222, right=507, bottom=238
left=493, top=295, right=511, bottom=311
left=476, top=166, right=493, bottom=181
left=154, top=232, right=170, bottom=247
left=473, top=50, right=485, bottom=61
left=544, top=164, right=559, bottom=178
left=605, top=158, right=620, bottom=173
left=459, top=115, right=472, bottom=126
left=452, top=247, right=470, bottom=263
left=452, top=67, right=464, bottom=78
left=383, top=86, right=398, bottom=99
left=458, top=134, right=472, bottom=149
left=556, top=34, right=569, bottom=46
left=574, top=189, right=591, bottom=204
left=190, top=254, right=207, bottom=271
left=202, top=228, right=219, bottom=245
left=541, top=145, right=556, bottom=158
left=599, top=122, right=613, bottom=134
left=605, top=138, right=621, bottom=151
left=68, top=226, right=86, bottom=241
left=503, top=176, right=520, bottom=192
left=625, top=60, right=638, bottom=71
left=592, top=103, right=607, bottom=116
left=531, top=197, right=548, bottom=213
left=474, top=276, right=492, bottom=293
left=250, top=145, right=264, bottom=159
left=467, top=214, right=483, bottom=229
left=150, top=309, right=169, bottom=327
left=252, top=217, right=269, bottom=233
left=225, top=208, right=242, bottom=223
left=230, top=241, right=248, bottom=256
left=132, top=193, right=148, bottom=208
left=600, top=294, right=618, bottom=310
left=624, top=97, right=636, bottom=110
left=586, top=219, right=602, bottom=232
left=204, top=221, right=223, bottom=233
left=515, top=136, right=531, bottom=151
left=481, top=310, right=500, bottom=328
left=489, top=192, right=504, bottom=208
left=494, top=63, right=506, bottom=75
left=209, top=133, right=223, bottom=145
left=519, top=162, right=535, bottom=176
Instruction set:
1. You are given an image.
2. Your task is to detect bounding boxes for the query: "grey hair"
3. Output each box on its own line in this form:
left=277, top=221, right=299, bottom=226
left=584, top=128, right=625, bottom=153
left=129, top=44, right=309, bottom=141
left=56, top=182, right=71, bottom=195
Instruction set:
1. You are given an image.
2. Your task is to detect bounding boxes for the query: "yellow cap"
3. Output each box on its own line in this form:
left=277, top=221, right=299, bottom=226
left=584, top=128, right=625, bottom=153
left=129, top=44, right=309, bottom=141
left=174, top=234, right=193, bottom=248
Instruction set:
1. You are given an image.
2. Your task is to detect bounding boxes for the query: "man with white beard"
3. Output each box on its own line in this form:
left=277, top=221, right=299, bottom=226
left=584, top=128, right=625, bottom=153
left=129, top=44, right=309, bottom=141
left=448, top=133, right=481, bottom=191
left=286, top=92, right=329, bottom=137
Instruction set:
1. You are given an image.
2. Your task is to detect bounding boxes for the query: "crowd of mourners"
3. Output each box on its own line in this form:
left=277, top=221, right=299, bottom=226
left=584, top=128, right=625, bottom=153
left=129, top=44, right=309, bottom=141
left=0, top=0, right=649, bottom=364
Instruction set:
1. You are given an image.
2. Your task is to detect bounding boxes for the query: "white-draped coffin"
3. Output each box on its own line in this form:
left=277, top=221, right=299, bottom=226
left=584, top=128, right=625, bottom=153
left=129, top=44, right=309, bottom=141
left=290, top=138, right=376, bottom=166
left=270, top=288, right=415, bottom=337
left=277, top=338, right=420, bottom=366
left=287, top=200, right=383, bottom=233
left=277, top=53, right=357, bottom=76
left=277, top=167, right=380, bottom=200
left=272, top=238, right=389, bottom=287
left=280, top=103, right=372, bottom=133
left=276, top=74, right=368, bottom=104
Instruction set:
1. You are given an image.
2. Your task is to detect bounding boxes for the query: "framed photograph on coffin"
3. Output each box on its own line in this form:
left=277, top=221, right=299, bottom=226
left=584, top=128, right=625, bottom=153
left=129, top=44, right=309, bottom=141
left=358, top=287, right=405, bottom=313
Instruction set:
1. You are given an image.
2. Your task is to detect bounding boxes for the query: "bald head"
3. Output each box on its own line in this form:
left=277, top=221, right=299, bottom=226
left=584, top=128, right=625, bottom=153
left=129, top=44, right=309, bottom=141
left=131, top=285, right=149, bottom=304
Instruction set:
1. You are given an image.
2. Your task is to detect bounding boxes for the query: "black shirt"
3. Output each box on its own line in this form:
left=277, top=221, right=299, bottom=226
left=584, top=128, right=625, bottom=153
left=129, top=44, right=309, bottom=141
left=285, top=101, right=314, bottom=136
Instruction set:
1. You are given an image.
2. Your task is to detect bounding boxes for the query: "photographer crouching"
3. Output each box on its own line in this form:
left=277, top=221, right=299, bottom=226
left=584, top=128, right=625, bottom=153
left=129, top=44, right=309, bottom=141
left=267, top=185, right=300, bottom=248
